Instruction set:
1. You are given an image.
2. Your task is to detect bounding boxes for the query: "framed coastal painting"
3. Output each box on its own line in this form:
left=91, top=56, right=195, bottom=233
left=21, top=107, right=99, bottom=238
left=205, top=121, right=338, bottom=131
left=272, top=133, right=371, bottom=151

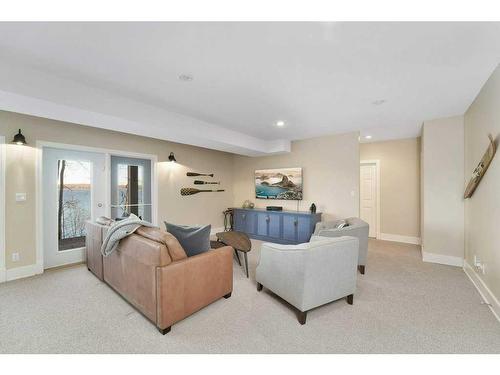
left=255, top=167, right=303, bottom=200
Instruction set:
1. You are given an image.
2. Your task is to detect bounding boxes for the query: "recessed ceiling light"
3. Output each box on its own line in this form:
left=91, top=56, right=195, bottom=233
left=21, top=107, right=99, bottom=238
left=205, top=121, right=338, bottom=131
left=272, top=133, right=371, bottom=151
left=372, top=99, right=386, bottom=106
left=365, top=135, right=372, bottom=139
left=178, top=74, right=193, bottom=82
left=276, top=121, right=285, bottom=127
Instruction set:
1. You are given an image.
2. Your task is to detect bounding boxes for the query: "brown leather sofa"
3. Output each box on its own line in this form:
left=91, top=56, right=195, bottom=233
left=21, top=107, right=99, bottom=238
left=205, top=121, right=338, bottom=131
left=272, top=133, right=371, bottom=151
left=85, top=222, right=233, bottom=334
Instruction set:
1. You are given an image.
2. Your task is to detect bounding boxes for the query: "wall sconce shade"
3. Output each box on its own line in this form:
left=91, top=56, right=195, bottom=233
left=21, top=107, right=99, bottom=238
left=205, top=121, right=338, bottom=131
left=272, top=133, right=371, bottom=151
left=12, top=129, right=27, bottom=145
left=168, top=152, right=177, bottom=162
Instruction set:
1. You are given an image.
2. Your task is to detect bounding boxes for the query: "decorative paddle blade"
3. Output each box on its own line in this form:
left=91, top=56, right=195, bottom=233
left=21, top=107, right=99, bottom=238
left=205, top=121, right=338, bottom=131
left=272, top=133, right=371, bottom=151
left=464, top=134, right=496, bottom=199
left=194, top=180, right=220, bottom=185
left=187, top=172, right=214, bottom=177
left=181, top=188, right=225, bottom=196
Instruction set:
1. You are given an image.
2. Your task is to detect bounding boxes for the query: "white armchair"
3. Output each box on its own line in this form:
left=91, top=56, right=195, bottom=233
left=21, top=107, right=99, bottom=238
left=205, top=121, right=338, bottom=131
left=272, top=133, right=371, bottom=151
left=314, top=217, right=369, bottom=274
left=256, top=236, right=359, bottom=324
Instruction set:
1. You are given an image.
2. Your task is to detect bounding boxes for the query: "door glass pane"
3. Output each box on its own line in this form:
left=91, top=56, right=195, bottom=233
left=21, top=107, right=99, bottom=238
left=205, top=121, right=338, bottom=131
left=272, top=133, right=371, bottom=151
left=111, top=156, right=152, bottom=222
left=57, top=160, right=91, bottom=251
left=116, top=164, right=145, bottom=219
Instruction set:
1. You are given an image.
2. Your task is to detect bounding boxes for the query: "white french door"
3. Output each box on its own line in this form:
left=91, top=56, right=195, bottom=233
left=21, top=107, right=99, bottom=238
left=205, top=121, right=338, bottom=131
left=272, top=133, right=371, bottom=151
left=43, top=148, right=106, bottom=269
left=360, top=161, right=379, bottom=238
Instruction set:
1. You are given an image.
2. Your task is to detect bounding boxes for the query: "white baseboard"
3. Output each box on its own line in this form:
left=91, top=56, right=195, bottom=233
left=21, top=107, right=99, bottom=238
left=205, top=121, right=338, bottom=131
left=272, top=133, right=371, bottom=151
left=379, top=233, right=421, bottom=245
left=5, top=263, right=43, bottom=282
left=210, top=227, right=226, bottom=236
left=422, top=251, right=464, bottom=267
left=0, top=267, right=5, bottom=283
left=463, top=261, right=500, bottom=322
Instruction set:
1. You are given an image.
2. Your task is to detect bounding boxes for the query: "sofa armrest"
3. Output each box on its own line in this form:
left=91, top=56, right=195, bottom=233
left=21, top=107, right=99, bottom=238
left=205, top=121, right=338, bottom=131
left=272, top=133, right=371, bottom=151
left=156, top=246, right=233, bottom=329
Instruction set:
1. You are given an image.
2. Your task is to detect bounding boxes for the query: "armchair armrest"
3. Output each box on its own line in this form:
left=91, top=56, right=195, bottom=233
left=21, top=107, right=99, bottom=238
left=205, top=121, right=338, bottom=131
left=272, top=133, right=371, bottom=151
left=256, top=237, right=359, bottom=312
left=256, top=242, right=309, bottom=308
left=156, top=246, right=233, bottom=329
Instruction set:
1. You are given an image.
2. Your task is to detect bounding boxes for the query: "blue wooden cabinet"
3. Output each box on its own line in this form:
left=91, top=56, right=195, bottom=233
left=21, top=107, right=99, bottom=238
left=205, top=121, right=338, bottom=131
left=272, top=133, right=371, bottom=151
left=233, top=208, right=322, bottom=244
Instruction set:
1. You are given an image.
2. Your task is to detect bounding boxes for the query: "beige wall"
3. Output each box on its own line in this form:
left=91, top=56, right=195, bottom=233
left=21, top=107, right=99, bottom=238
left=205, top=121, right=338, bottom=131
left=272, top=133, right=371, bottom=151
left=421, top=115, right=464, bottom=264
left=0, top=110, right=234, bottom=270
left=360, top=138, right=421, bottom=238
left=232, top=132, right=360, bottom=221
left=464, top=64, right=500, bottom=301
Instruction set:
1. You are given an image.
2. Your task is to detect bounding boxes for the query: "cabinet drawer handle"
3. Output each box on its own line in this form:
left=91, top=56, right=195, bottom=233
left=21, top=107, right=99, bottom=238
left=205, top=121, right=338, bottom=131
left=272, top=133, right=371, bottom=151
left=242, top=214, right=246, bottom=219
left=266, top=216, right=270, bottom=223
left=294, top=220, right=298, bottom=226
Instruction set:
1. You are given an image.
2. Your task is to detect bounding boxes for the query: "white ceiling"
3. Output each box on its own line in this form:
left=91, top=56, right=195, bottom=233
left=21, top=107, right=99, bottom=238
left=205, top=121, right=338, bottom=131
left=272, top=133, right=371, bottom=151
left=0, top=22, right=499, bottom=154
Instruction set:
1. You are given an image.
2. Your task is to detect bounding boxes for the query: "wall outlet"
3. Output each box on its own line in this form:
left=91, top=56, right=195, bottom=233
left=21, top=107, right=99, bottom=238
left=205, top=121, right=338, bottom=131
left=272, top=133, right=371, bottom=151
left=11, top=252, right=20, bottom=262
left=474, top=255, right=486, bottom=274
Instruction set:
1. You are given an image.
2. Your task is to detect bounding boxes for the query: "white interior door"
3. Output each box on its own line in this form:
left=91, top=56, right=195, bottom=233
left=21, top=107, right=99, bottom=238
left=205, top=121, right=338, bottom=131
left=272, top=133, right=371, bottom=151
left=43, top=148, right=106, bottom=269
left=360, top=163, right=378, bottom=238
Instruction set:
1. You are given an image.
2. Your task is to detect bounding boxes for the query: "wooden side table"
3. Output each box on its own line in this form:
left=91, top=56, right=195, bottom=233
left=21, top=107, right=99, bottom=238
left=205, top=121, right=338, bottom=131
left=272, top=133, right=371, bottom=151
left=215, top=231, right=252, bottom=278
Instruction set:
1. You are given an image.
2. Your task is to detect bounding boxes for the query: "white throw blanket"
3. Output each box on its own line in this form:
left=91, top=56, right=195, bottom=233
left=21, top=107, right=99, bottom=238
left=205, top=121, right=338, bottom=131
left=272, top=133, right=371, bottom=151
left=100, top=214, right=156, bottom=257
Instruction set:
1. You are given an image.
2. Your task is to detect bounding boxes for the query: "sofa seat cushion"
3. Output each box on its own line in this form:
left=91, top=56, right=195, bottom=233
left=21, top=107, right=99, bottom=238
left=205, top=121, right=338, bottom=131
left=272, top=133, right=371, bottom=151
left=135, top=226, right=187, bottom=261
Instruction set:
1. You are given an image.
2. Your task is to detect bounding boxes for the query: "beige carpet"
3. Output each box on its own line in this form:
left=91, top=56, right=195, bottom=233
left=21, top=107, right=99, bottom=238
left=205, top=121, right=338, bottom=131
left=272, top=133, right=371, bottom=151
left=1, top=239, right=499, bottom=353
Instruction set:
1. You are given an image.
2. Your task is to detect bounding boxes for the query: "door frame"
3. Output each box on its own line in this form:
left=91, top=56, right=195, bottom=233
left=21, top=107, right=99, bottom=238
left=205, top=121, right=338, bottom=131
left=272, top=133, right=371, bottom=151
left=360, top=159, right=381, bottom=240
left=0, top=136, right=5, bottom=282
left=36, top=141, right=158, bottom=272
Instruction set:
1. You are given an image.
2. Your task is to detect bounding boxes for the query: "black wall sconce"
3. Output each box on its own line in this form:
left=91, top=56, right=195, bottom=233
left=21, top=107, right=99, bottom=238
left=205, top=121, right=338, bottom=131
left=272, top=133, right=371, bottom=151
left=12, top=129, right=27, bottom=145
left=168, top=152, right=177, bottom=162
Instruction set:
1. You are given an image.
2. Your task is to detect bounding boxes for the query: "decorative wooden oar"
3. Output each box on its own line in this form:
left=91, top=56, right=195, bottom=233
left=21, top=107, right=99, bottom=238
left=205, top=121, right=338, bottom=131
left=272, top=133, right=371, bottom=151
left=194, top=180, right=220, bottom=185
left=181, top=188, right=225, bottom=196
left=187, top=172, right=214, bottom=177
left=464, top=134, right=496, bottom=199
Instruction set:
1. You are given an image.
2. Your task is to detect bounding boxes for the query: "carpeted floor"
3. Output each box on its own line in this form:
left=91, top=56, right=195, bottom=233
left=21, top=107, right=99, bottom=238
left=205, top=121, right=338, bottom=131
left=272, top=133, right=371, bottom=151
left=1, top=239, right=499, bottom=353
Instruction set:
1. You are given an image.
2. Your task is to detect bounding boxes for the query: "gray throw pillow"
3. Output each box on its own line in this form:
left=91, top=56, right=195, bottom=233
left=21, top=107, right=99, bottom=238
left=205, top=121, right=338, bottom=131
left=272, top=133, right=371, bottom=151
left=164, top=222, right=211, bottom=257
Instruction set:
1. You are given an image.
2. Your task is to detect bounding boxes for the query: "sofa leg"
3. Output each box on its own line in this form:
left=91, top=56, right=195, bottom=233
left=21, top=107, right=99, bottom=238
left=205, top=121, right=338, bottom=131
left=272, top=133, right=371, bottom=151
left=346, top=294, right=354, bottom=305
left=257, top=282, right=263, bottom=291
left=223, top=292, right=232, bottom=299
left=358, top=265, right=365, bottom=275
left=297, top=310, right=307, bottom=325
left=158, top=326, right=171, bottom=335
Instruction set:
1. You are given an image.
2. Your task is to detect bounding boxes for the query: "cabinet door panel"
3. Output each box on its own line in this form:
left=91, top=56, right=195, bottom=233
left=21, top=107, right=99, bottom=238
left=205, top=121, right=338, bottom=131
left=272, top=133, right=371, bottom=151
left=256, top=213, right=268, bottom=236
left=282, top=215, right=297, bottom=242
left=268, top=213, right=281, bottom=238
left=234, top=211, right=245, bottom=231
left=244, top=212, right=256, bottom=234
left=297, top=216, right=312, bottom=243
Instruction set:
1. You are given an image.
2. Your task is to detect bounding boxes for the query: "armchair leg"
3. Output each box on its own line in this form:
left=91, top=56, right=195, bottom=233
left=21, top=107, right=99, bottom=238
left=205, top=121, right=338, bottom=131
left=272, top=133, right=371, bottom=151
left=158, top=326, right=171, bottom=335
left=297, top=310, right=307, bottom=325
left=346, top=294, right=354, bottom=305
left=358, top=265, right=365, bottom=274
left=257, top=282, right=263, bottom=291
left=223, top=292, right=232, bottom=299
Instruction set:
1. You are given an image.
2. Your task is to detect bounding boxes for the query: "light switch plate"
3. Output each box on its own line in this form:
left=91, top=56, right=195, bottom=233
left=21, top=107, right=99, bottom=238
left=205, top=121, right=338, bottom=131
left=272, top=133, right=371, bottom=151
left=15, top=193, right=27, bottom=202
